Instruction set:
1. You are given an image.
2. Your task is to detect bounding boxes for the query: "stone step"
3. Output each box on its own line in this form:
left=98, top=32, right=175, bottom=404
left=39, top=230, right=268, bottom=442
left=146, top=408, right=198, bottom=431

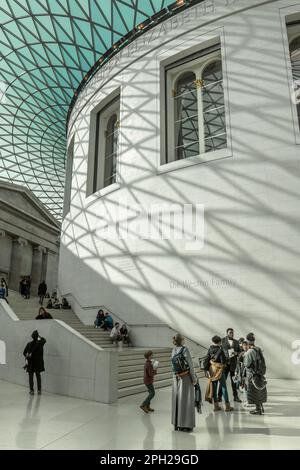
left=118, top=365, right=171, bottom=380
left=118, top=371, right=173, bottom=389
left=118, top=357, right=171, bottom=368
left=8, top=290, right=179, bottom=398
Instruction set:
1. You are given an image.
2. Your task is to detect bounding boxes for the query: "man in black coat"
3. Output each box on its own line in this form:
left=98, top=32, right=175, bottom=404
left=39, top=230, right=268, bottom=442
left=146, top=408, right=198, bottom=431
left=218, top=328, right=241, bottom=402
left=23, top=330, right=46, bottom=395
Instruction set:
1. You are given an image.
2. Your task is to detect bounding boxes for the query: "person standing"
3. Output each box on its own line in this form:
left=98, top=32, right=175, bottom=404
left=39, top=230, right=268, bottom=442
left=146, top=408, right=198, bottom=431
left=0, top=281, right=8, bottom=303
left=1, top=277, right=8, bottom=298
left=171, top=334, right=197, bottom=432
left=140, top=351, right=157, bottom=413
left=243, top=332, right=267, bottom=415
left=23, top=330, right=46, bottom=395
left=24, top=276, right=31, bottom=299
left=204, top=335, right=234, bottom=412
left=38, top=280, right=47, bottom=305
left=234, top=340, right=249, bottom=399
left=218, top=328, right=241, bottom=403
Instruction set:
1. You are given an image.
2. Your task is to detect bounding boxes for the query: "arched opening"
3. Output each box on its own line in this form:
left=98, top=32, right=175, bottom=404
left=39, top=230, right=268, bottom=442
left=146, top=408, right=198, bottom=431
left=174, top=71, right=199, bottom=160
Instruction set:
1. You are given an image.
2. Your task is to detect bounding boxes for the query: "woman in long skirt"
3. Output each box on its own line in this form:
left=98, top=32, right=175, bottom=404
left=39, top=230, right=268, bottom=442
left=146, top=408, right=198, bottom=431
left=171, top=334, right=197, bottom=432
left=243, top=333, right=267, bottom=415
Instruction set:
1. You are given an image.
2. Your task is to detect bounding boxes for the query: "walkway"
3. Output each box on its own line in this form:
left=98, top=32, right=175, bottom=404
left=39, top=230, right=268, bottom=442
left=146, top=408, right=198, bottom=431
left=0, top=379, right=299, bottom=450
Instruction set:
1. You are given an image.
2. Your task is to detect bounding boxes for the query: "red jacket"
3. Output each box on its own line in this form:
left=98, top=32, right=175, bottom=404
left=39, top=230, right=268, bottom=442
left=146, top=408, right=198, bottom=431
left=144, top=359, right=157, bottom=385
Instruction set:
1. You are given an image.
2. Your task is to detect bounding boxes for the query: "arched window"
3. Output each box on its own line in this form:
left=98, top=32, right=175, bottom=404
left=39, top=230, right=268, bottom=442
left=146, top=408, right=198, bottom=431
left=290, top=35, right=300, bottom=130
left=202, top=60, right=226, bottom=152
left=165, top=45, right=227, bottom=164
left=104, top=113, right=119, bottom=187
left=174, top=72, right=198, bottom=160
left=90, top=93, right=120, bottom=194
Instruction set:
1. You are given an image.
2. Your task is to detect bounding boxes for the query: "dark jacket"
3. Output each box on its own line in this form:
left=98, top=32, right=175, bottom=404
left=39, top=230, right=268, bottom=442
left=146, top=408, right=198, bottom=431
left=144, top=359, right=157, bottom=385
left=23, top=337, right=46, bottom=373
left=38, top=282, right=47, bottom=296
left=221, top=337, right=240, bottom=371
left=36, top=312, right=53, bottom=320
left=203, top=345, right=227, bottom=372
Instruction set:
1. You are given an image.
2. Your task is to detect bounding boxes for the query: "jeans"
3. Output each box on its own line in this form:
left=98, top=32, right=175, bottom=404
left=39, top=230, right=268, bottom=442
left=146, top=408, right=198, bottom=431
left=29, top=372, right=41, bottom=392
left=218, top=365, right=238, bottom=399
left=213, top=371, right=229, bottom=402
left=142, top=384, right=155, bottom=407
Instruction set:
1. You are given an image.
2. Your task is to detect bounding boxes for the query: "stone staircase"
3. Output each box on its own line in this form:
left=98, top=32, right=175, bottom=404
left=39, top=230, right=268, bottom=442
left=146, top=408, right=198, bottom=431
left=6, top=291, right=179, bottom=398
left=118, top=348, right=174, bottom=398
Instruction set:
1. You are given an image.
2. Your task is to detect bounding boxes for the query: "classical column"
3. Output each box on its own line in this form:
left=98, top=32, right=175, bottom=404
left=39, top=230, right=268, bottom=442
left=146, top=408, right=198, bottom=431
left=31, top=245, right=47, bottom=295
left=0, top=230, right=10, bottom=278
left=9, top=237, right=28, bottom=291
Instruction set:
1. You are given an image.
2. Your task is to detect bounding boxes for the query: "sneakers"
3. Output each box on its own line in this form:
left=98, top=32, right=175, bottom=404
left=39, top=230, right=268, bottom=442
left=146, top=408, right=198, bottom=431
left=139, top=405, right=149, bottom=414
left=29, top=390, right=34, bottom=395
left=147, top=406, right=154, bottom=412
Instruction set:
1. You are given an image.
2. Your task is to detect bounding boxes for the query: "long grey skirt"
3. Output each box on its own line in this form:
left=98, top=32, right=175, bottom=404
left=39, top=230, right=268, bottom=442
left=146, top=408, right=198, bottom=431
left=172, top=374, right=195, bottom=429
left=246, top=374, right=267, bottom=405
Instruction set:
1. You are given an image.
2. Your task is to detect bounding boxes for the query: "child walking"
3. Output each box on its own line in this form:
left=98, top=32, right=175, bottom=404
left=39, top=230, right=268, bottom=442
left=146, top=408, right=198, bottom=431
left=140, top=351, right=157, bottom=414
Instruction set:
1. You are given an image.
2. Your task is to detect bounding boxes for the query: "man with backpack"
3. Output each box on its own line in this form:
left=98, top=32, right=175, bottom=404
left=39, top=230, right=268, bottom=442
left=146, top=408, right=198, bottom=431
left=243, top=332, right=267, bottom=415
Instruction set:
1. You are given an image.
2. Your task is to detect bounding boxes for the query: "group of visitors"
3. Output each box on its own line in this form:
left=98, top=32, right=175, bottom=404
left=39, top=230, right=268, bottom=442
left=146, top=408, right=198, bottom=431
left=46, top=295, right=71, bottom=310
left=94, top=310, right=131, bottom=345
left=0, top=277, right=8, bottom=303
left=20, top=322, right=267, bottom=435
left=140, top=329, right=267, bottom=433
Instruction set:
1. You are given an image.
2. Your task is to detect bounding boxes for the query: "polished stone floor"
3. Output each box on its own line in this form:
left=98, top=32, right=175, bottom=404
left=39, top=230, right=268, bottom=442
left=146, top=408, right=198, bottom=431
left=0, top=378, right=299, bottom=450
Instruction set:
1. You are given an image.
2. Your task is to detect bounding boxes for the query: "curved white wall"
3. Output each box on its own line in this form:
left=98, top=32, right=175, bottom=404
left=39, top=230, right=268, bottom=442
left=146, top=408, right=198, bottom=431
left=60, top=0, right=300, bottom=378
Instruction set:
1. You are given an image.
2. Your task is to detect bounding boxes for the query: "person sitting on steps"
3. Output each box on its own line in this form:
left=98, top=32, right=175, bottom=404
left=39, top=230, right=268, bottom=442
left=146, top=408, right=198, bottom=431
left=101, top=312, right=113, bottom=331
left=36, top=307, right=53, bottom=320
left=110, top=322, right=122, bottom=344
left=94, top=309, right=105, bottom=329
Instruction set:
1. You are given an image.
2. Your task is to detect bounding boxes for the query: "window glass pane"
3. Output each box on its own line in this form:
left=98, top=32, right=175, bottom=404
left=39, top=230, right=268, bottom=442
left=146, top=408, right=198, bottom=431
left=174, top=72, right=199, bottom=160
left=94, top=95, right=120, bottom=192
left=290, top=36, right=300, bottom=131
left=104, top=114, right=118, bottom=187
left=202, top=61, right=226, bottom=152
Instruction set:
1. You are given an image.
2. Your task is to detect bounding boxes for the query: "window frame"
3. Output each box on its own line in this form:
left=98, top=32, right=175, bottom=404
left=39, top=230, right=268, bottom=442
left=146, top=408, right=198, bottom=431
left=280, top=7, right=300, bottom=145
left=158, top=32, right=232, bottom=174
left=63, top=135, right=75, bottom=218
left=86, top=88, right=121, bottom=198
left=166, top=50, right=225, bottom=163
left=286, top=20, right=300, bottom=139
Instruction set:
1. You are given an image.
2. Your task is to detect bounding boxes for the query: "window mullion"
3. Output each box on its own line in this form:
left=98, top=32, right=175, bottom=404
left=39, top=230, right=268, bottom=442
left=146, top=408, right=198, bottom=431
left=197, top=78, right=205, bottom=155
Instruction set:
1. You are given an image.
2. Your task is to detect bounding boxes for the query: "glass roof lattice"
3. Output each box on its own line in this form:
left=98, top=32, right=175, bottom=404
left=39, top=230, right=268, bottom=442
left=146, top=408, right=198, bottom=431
left=0, top=0, right=183, bottom=220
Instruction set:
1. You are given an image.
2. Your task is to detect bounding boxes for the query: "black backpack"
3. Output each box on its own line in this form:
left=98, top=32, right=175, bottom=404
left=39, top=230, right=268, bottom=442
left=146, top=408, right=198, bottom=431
left=172, top=347, right=190, bottom=376
left=253, top=347, right=266, bottom=376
